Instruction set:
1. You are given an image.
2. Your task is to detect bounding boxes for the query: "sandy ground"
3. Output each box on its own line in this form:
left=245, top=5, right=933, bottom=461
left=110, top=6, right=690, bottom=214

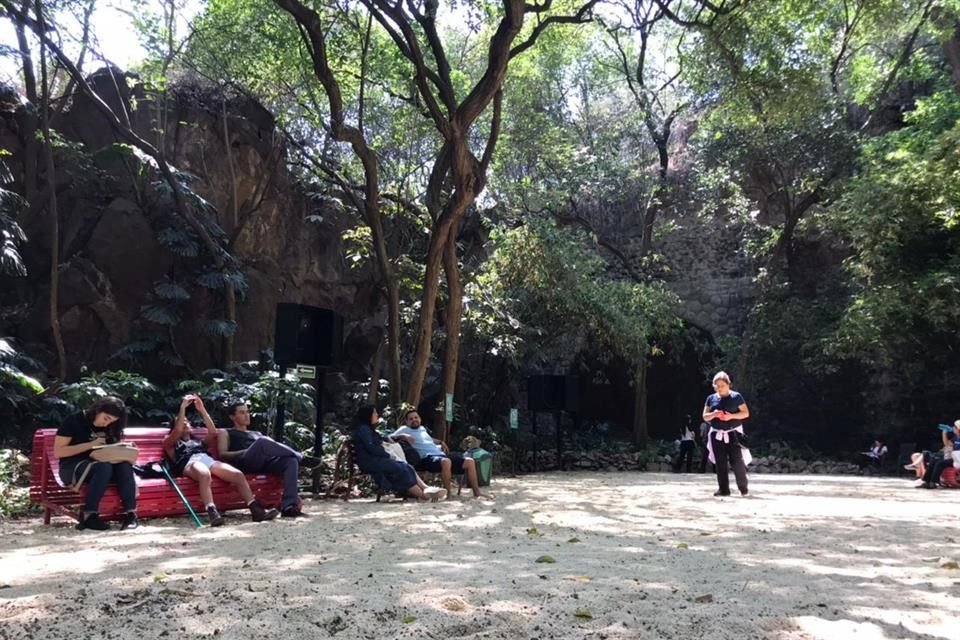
left=1, top=472, right=958, bottom=640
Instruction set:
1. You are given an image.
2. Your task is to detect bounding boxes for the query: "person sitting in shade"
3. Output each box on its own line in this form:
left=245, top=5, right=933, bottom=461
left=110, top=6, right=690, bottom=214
left=351, top=405, right=446, bottom=502
left=390, top=409, right=491, bottom=500
left=163, top=394, right=279, bottom=525
left=217, top=400, right=321, bottom=517
left=857, top=438, right=888, bottom=473
left=54, top=396, right=138, bottom=531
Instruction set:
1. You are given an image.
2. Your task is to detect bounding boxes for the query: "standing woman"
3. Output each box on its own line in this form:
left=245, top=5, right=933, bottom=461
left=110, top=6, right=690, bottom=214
left=703, top=371, right=750, bottom=497
left=53, top=396, right=138, bottom=530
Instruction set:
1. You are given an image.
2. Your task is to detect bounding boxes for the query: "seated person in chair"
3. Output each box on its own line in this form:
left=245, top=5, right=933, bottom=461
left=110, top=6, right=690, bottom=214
left=391, top=409, right=491, bottom=500
left=163, top=394, right=279, bottom=525
left=217, top=400, right=322, bottom=517
left=351, top=405, right=445, bottom=501
left=858, top=438, right=888, bottom=472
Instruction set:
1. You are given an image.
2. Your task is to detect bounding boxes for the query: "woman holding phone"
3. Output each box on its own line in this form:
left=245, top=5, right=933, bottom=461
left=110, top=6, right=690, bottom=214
left=163, top=394, right=280, bottom=524
left=703, top=371, right=751, bottom=497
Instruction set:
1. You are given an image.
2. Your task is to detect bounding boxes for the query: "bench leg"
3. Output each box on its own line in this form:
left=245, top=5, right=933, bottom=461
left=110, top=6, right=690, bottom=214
left=44, top=507, right=51, bottom=525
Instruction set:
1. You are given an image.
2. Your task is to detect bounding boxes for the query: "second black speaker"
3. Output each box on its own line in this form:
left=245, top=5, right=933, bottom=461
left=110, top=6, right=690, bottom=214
left=274, top=303, right=343, bottom=367
left=527, top=375, right=579, bottom=412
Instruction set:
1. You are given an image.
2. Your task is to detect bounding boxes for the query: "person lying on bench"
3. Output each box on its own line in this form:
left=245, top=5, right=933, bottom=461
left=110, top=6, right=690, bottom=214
left=217, top=400, right=321, bottom=517
left=351, top=405, right=445, bottom=502
left=163, top=395, right=279, bottom=525
left=391, top=409, right=491, bottom=500
left=53, top=396, right=138, bottom=531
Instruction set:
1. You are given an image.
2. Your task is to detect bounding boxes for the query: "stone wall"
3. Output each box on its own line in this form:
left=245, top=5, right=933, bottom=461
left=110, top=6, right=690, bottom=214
left=0, top=72, right=382, bottom=377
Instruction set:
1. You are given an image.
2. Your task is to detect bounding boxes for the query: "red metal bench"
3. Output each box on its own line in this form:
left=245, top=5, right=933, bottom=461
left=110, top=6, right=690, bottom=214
left=29, top=427, right=284, bottom=523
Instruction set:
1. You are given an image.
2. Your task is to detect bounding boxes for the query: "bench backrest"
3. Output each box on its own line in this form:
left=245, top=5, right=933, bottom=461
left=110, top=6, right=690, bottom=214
left=31, top=427, right=217, bottom=489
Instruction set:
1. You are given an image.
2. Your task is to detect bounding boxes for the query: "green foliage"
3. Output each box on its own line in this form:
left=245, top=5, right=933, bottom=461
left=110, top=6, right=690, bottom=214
left=468, top=217, right=680, bottom=366
left=57, top=370, right=166, bottom=422
left=824, top=91, right=960, bottom=388
left=0, top=449, right=34, bottom=517
left=0, top=160, right=26, bottom=278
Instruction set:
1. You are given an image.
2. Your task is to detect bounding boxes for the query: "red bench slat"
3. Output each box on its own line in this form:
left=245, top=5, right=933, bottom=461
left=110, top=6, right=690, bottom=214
left=29, top=427, right=284, bottom=523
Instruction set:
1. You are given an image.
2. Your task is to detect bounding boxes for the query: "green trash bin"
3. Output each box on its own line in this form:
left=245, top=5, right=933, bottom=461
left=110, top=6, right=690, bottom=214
left=466, top=448, right=493, bottom=487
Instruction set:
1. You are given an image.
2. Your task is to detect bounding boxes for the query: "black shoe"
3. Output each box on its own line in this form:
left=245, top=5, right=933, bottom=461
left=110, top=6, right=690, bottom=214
left=207, top=506, right=224, bottom=527
left=740, top=490, right=749, bottom=497
left=77, top=513, right=110, bottom=531
left=249, top=501, right=280, bottom=522
left=713, top=490, right=730, bottom=497
left=300, top=455, right=323, bottom=470
left=120, top=512, right=139, bottom=530
left=281, top=505, right=305, bottom=518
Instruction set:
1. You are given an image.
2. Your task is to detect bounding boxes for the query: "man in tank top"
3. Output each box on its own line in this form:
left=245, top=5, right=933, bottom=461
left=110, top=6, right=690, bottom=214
left=217, top=400, right=322, bottom=517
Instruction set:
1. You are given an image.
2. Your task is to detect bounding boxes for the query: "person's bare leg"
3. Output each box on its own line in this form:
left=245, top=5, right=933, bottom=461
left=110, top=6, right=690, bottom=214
left=210, top=461, right=254, bottom=504
left=462, top=458, right=491, bottom=498
left=440, top=458, right=453, bottom=495
left=185, top=463, right=214, bottom=505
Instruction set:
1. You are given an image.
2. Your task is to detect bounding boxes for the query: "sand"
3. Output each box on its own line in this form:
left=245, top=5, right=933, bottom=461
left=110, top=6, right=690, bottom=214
left=1, top=472, right=958, bottom=640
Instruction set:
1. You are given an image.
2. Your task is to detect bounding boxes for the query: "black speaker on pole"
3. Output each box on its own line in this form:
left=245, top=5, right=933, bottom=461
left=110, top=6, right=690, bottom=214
left=274, top=303, right=344, bottom=367
left=526, top=375, right=579, bottom=412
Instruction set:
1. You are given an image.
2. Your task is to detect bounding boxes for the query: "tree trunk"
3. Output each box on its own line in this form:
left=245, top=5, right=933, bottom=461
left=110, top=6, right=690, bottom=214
left=632, top=356, right=649, bottom=448
left=35, top=0, right=66, bottom=381
left=404, top=199, right=466, bottom=404
left=439, top=233, right=463, bottom=443
left=14, top=3, right=38, bottom=208
left=368, top=331, right=384, bottom=405
left=943, top=20, right=960, bottom=91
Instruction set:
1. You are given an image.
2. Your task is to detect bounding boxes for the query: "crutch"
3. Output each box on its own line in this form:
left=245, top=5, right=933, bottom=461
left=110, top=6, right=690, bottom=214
left=159, top=463, right=204, bottom=528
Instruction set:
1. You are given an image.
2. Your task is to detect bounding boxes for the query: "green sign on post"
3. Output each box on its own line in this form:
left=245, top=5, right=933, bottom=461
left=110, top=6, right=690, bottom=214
left=510, top=408, right=519, bottom=430
left=296, top=364, right=317, bottom=380
left=445, top=393, right=454, bottom=422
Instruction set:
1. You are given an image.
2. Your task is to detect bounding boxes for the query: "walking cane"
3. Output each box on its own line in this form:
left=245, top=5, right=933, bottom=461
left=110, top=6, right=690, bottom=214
left=158, top=463, right=204, bottom=528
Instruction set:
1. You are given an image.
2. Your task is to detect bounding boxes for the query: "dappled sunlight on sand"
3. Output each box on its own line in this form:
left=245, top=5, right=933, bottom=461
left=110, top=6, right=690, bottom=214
left=3, top=472, right=960, bottom=639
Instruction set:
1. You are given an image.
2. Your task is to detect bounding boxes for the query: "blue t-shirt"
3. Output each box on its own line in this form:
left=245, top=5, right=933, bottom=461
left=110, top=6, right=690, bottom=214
left=951, top=434, right=960, bottom=451
left=391, top=426, right=445, bottom=458
left=705, top=391, right=747, bottom=429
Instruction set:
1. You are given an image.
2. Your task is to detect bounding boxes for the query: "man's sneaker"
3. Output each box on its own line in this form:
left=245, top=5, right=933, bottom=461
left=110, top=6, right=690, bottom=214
left=713, top=490, right=730, bottom=497
left=207, top=506, right=225, bottom=527
left=120, top=512, right=139, bottom=531
left=425, top=487, right=447, bottom=502
left=740, top=490, right=749, bottom=497
left=249, top=500, right=280, bottom=522
left=281, top=505, right=305, bottom=518
left=77, top=513, right=110, bottom=531
left=300, top=455, right=323, bottom=470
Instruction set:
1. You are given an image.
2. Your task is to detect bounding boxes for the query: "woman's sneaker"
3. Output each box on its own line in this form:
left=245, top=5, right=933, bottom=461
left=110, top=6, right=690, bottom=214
left=76, top=513, right=110, bottom=531
left=207, top=506, right=225, bottom=527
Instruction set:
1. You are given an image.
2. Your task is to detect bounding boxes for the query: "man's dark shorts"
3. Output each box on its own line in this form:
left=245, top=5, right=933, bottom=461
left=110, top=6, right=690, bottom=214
left=418, top=452, right=467, bottom=474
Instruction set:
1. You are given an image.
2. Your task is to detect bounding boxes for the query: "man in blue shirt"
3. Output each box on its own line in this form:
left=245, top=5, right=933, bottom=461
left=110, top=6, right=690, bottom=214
left=391, top=409, right=490, bottom=499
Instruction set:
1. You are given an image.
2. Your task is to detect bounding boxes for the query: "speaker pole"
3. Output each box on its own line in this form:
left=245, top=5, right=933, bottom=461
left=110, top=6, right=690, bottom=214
left=555, top=409, right=563, bottom=471
left=274, top=362, right=288, bottom=442
left=312, top=370, right=326, bottom=494
left=532, top=411, right=539, bottom=473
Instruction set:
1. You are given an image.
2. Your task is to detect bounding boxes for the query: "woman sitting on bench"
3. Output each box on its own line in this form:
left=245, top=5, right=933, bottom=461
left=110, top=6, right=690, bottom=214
left=351, top=405, right=444, bottom=502
left=54, top=396, right=138, bottom=531
left=163, top=395, right=279, bottom=525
